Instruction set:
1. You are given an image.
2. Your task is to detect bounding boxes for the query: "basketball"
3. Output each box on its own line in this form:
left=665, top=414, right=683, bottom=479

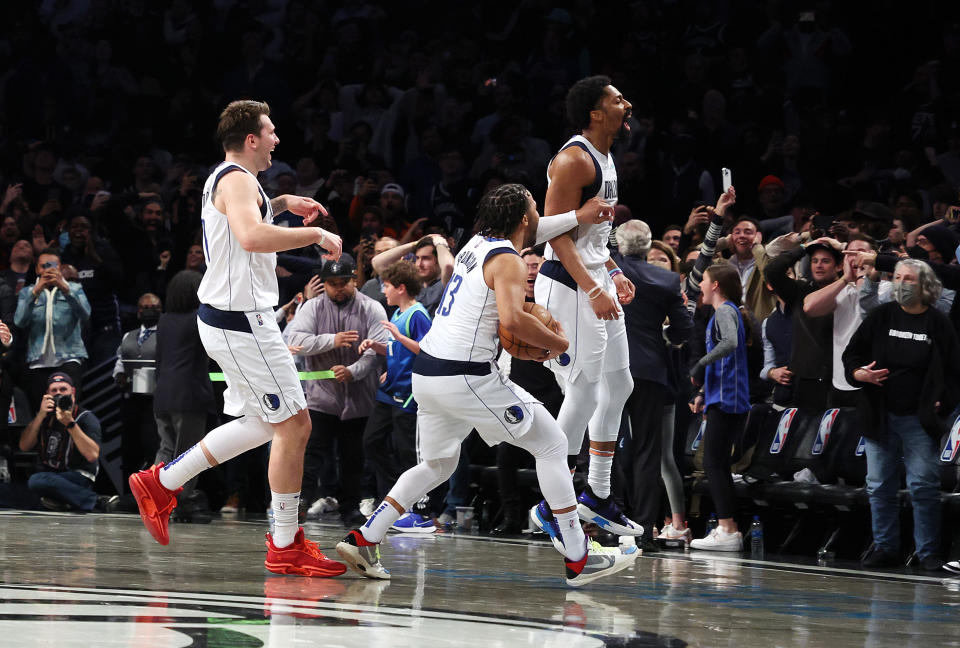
left=498, top=302, right=559, bottom=361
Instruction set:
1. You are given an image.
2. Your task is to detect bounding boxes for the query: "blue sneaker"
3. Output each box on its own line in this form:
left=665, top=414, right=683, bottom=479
left=390, top=511, right=436, bottom=534
left=529, top=500, right=565, bottom=553
left=576, top=486, right=644, bottom=536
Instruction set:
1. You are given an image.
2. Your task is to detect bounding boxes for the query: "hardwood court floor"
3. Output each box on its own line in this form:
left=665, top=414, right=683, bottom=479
left=0, top=511, right=956, bottom=647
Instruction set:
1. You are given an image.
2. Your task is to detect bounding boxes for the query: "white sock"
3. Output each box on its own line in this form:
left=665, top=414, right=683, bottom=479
left=271, top=491, right=301, bottom=548
left=360, top=501, right=402, bottom=544
left=159, top=444, right=211, bottom=491
left=555, top=509, right=587, bottom=561
left=159, top=416, right=274, bottom=491
left=587, top=448, right=614, bottom=499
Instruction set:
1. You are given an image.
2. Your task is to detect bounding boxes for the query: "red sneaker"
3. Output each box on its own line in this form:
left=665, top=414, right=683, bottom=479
left=128, top=463, right=182, bottom=545
left=265, top=528, right=347, bottom=577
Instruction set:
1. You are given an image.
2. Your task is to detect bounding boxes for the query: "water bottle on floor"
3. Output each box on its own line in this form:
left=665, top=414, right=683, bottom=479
left=750, top=516, right=764, bottom=559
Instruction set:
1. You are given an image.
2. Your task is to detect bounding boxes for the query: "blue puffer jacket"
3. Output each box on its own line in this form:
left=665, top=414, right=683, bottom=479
left=14, top=283, right=91, bottom=365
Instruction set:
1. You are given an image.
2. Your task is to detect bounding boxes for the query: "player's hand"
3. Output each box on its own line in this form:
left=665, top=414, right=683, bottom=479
left=317, top=229, right=342, bottom=261
left=284, top=195, right=328, bottom=224
left=331, top=365, right=353, bottom=382
left=575, top=197, right=614, bottom=226
left=613, top=273, right=634, bottom=305
left=334, top=330, right=359, bottom=348
left=589, top=289, right=620, bottom=320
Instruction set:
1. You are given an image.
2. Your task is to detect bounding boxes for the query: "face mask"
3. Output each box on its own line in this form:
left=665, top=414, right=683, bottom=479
left=892, top=281, right=921, bottom=307
left=139, top=307, right=161, bottom=327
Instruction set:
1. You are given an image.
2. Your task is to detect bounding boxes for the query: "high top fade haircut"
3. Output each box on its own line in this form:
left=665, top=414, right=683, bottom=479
left=474, top=183, right=530, bottom=238
left=566, top=75, right=612, bottom=131
left=217, top=100, right=271, bottom=152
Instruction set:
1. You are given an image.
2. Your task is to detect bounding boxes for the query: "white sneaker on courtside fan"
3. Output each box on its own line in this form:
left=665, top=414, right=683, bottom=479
left=690, top=527, right=743, bottom=552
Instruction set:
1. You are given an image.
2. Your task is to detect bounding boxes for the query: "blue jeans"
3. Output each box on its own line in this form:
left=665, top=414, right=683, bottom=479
left=864, top=413, right=942, bottom=560
left=27, top=470, right=97, bottom=511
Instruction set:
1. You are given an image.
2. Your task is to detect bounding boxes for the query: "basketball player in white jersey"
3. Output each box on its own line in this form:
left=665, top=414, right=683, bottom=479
left=336, top=183, right=637, bottom=586
left=532, top=75, right=644, bottom=538
left=129, top=100, right=348, bottom=577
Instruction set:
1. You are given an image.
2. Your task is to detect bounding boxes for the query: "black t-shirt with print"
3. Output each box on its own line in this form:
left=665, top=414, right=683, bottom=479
left=882, top=308, right=933, bottom=415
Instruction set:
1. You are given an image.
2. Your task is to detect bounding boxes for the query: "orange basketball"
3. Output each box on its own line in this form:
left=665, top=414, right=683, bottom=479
left=498, top=302, right=559, bottom=361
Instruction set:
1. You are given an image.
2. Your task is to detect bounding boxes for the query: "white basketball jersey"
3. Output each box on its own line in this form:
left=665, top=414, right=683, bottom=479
left=420, top=235, right=519, bottom=363
left=543, top=134, right=618, bottom=269
left=197, top=161, right=278, bottom=311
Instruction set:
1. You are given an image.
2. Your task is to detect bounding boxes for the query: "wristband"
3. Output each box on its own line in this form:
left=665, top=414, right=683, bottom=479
left=587, top=285, right=604, bottom=300
left=609, top=268, right=623, bottom=279
left=319, top=231, right=326, bottom=247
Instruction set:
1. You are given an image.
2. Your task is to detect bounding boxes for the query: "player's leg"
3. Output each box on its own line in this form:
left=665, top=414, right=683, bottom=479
left=130, top=414, right=275, bottom=545
left=575, top=316, right=643, bottom=536
left=516, top=405, right=638, bottom=586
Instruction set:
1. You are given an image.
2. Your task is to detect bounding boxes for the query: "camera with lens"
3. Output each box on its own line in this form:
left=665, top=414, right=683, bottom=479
left=55, top=394, right=73, bottom=411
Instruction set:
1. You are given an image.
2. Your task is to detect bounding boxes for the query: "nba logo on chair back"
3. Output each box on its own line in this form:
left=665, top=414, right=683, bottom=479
left=770, top=408, right=798, bottom=454
left=691, top=419, right=705, bottom=451
left=811, top=409, right=840, bottom=456
left=942, top=416, right=960, bottom=463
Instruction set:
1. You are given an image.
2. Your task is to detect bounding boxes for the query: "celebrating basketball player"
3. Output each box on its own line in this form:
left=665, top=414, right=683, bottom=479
left=128, top=100, right=347, bottom=577
left=532, top=75, right=643, bottom=537
left=337, top=184, right=637, bottom=586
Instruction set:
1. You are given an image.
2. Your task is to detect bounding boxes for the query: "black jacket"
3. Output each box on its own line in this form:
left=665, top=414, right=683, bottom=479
left=153, top=311, right=215, bottom=413
left=842, top=301, right=960, bottom=441
left=614, top=251, right=693, bottom=392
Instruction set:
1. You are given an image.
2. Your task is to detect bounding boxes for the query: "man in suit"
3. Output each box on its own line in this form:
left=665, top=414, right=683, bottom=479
left=613, top=220, right=693, bottom=549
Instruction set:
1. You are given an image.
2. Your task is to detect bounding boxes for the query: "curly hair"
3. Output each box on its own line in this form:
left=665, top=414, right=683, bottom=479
left=566, top=75, right=612, bottom=131
left=473, top=183, right=531, bottom=238
left=894, top=258, right=943, bottom=305
left=217, top=100, right=271, bottom=152
left=380, top=260, right=422, bottom=298
left=165, top=270, right=203, bottom=313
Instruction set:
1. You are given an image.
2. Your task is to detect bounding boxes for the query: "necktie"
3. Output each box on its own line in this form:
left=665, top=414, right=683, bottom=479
left=138, top=328, right=154, bottom=347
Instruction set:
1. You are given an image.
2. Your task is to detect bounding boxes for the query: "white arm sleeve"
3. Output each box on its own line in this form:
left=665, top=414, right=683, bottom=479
left=535, top=211, right=579, bottom=244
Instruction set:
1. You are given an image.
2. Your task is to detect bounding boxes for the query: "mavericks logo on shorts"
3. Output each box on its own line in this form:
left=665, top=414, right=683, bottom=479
left=263, top=393, right=281, bottom=411
left=504, top=405, right=524, bottom=424
left=256, top=313, right=264, bottom=326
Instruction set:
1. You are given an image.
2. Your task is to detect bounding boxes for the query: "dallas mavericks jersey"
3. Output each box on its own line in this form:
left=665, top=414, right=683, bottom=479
left=198, top=161, right=278, bottom=311
left=419, top=235, right=519, bottom=363
left=543, top=134, right=618, bottom=270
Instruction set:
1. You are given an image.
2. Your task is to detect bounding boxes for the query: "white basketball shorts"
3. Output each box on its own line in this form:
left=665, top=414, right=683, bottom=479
left=412, top=365, right=541, bottom=460
left=197, top=305, right=306, bottom=424
left=534, top=263, right=628, bottom=383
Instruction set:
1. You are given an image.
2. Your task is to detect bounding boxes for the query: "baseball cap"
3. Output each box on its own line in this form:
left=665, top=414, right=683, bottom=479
left=381, top=183, right=405, bottom=198
left=321, top=253, right=357, bottom=279
left=805, top=241, right=842, bottom=264
left=47, top=371, right=74, bottom=387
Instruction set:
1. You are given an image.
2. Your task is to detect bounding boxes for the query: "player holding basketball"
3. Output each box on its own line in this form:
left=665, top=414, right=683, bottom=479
left=128, top=100, right=347, bottom=577
left=531, top=75, right=643, bottom=537
left=337, top=184, right=637, bottom=586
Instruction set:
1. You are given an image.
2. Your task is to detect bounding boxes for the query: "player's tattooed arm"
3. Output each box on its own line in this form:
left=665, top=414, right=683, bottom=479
left=269, top=195, right=288, bottom=214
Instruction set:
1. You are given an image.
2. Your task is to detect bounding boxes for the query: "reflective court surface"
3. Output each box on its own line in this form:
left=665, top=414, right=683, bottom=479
left=0, top=511, right=957, bottom=647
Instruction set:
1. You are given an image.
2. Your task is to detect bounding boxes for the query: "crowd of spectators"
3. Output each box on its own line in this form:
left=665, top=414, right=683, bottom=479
left=1, top=2, right=960, bottom=570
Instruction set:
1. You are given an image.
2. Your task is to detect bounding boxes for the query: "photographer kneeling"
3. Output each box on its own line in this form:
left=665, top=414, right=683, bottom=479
left=19, top=371, right=106, bottom=512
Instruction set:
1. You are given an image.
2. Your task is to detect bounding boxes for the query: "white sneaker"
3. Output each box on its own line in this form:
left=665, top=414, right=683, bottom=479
left=359, top=497, right=376, bottom=517
left=565, top=540, right=639, bottom=587
left=658, top=524, right=692, bottom=544
left=944, top=560, right=960, bottom=575
left=690, top=527, right=743, bottom=552
left=306, top=496, right=339, bottom=519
